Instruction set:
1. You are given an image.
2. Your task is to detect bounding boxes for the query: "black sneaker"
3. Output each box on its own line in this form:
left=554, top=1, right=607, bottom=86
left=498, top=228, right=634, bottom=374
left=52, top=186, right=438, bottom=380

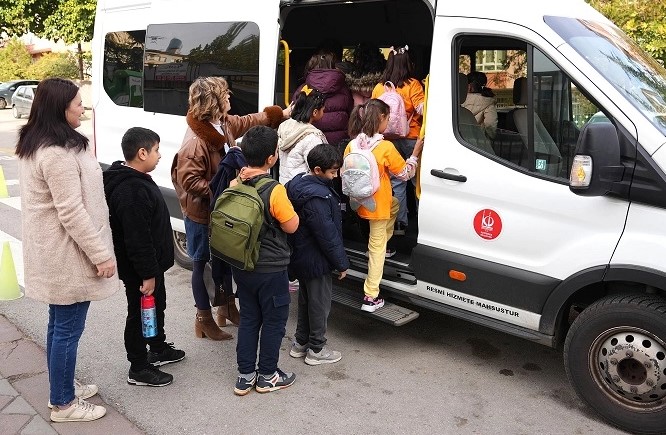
left=234, top=372, right=257, bottom=396
left=255, top=369, right=296, bottom=393
left=148, top=343, right=185, bottom=367
left=393, top=222, right=407, bottom=236
left=127, top=366, right=173, bottom=387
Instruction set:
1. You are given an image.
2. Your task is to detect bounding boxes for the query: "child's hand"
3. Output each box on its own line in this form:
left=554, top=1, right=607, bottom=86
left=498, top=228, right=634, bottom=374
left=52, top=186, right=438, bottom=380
left=283, top=102, right=294, bottom=119
left=337, top=270, right=347, bottom=280
left=140, top=277, right=156, bottom=296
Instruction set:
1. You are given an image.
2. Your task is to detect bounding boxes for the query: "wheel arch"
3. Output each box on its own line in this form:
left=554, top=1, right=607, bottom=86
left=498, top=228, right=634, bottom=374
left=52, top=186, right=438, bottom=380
left=540, top=265, right=666, bottom=347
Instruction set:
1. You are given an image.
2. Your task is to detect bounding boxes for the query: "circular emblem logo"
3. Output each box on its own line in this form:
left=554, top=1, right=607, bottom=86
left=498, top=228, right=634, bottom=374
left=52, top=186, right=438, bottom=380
left=473, top=209, right=502, bottom=240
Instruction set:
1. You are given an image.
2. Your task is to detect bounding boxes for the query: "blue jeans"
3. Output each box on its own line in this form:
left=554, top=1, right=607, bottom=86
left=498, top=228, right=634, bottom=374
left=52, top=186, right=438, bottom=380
left=234, top=269, right=290, bottom=375
left=390, top=138, right=417, bottom=226
left=47, top=301, right=90, bottom=407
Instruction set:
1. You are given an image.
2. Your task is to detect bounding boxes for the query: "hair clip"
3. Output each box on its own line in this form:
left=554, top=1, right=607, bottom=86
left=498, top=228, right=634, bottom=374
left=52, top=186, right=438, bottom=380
left=302, top=85, right=313, bottom=96
left=390, top=46, right=397, bottom=55
left=398, top=45, right=409, bottom=54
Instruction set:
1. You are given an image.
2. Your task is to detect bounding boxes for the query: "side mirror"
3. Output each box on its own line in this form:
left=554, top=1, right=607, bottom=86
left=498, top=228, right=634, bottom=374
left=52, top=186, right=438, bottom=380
left=569, top=122, right=624, bottom=196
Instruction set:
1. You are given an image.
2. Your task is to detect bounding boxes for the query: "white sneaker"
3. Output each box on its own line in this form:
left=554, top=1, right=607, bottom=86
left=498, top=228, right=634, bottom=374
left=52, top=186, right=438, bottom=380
left=48, top=380, right=98, bottom=408
left=304, top=347, right=342, bottom=365
left=50, top=397, right=106, bottom=423
left=289, top=341, right=308, bottom=358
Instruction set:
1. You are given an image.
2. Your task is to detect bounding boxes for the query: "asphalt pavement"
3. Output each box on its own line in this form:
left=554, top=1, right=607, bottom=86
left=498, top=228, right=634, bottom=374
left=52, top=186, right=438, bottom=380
left=0, top=108, right=628, bottom=434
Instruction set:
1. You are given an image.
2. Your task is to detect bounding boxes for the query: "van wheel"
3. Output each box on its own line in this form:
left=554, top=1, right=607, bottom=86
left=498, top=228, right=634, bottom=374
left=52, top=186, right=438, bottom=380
left=172, top=230, right=192, bottom=270
left=12, top=106, right=20, bottom=119
left=564, top=294, right=666, bottom=434
left=0, top=99, right=6, bottom=110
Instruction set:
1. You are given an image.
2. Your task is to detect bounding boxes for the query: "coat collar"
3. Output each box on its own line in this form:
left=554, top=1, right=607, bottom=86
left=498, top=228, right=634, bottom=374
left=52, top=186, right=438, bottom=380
left=186, top=111, right=226, bottom=150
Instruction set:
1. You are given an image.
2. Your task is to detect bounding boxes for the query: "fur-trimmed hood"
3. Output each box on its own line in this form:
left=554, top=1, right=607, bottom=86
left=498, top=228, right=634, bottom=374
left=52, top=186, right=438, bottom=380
left=345, top=72, right=382, bottom=94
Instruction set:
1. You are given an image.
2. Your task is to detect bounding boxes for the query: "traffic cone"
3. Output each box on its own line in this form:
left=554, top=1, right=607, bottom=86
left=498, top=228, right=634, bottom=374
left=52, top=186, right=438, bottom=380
left=0, top=166, right=8, bottom=199
left=0, top=242, right=22, bottom=300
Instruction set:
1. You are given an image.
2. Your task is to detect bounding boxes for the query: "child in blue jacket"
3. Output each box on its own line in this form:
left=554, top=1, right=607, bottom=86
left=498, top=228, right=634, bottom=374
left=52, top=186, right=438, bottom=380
left=286, top=143, right=350, bottom=365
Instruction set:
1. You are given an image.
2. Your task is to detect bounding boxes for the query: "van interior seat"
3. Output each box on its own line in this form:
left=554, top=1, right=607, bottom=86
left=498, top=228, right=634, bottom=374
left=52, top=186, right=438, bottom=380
left=507, top=77, right=563, bottom=176
left=457, top=73, right=494, bottom=155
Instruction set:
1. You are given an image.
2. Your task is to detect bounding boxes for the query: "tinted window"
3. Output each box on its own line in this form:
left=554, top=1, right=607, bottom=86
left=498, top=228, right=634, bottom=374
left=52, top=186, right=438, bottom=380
left=103, top=31, right=146, bottom=107
left=143, top=22, right=260, bottom=116
left=456, top=36, right=601, bottom=181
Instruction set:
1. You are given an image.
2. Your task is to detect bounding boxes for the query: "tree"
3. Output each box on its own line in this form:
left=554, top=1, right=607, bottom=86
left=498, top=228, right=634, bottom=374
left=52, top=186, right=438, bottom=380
left=0, top=38, right=32, bottom=81
left=587, top=0, right=666, bottom=65
left=0, top=0, right=95, bottom=80
left=42, top=0, right=96, bottom=80
left=0, top=0, right=57, bottom=36
left=27, top=52, right=79, bottom=80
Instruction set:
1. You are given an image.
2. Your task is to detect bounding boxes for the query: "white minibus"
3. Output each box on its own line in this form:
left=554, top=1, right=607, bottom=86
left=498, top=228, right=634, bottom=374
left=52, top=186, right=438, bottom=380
left=92, top=1, right=666, bottom=431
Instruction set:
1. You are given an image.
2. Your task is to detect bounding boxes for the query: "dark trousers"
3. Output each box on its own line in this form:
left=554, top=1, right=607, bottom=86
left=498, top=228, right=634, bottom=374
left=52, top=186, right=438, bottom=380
left=234, top=269, right=290, bottom=375
left=294, top=275, right=332, bottom=353
left=123, top=272, right=167, bottom=371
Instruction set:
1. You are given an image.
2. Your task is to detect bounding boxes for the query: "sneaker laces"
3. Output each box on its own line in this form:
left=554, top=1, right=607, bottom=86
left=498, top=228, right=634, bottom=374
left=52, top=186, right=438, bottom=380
left=74, top=398, right=96, bottom=413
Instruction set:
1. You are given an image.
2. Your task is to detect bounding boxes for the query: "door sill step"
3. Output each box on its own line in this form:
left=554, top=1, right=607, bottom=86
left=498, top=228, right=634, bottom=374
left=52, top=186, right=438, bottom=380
left=332, top=286, right=419, bottom=326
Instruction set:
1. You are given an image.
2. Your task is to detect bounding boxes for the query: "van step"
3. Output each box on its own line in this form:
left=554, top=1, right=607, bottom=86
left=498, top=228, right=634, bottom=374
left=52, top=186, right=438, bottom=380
left=332, top=286, right=419, bottom=326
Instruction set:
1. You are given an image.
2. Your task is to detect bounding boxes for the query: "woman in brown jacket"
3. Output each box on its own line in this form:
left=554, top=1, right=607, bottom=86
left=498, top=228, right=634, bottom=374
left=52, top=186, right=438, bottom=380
left=16, top=78, right=119, bottom=423
left=171, top=76, right=290, bottom=341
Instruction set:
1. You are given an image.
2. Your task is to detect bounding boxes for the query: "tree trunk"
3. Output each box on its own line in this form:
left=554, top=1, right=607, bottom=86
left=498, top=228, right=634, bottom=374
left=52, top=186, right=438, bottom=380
left=77, top=42, right=84, bottom=80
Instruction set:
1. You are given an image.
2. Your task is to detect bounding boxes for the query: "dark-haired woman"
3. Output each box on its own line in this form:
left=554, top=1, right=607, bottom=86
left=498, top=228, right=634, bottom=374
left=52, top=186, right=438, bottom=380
left=278, top=85, right=328, bottom=184
left=462, top=71, right=498, bottom=139
left=16, top=78, right=119, bottom=423
left=371, top=45, right=425, bottom=235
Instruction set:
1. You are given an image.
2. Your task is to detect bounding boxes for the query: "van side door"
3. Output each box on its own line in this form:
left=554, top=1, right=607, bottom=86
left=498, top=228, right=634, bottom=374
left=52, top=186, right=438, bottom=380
left=415, top=17, right=636, bottom=330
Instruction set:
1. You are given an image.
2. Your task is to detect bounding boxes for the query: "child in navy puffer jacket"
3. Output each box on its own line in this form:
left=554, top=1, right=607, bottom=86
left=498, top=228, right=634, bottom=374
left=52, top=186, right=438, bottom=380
left=286, top=143, right=349, bottom=366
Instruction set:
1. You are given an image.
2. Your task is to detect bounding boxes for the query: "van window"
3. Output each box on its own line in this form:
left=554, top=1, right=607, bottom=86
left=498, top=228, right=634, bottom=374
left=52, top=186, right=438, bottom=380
left=143, top=21, right=260, bottom=116
left=103, top=31, right=146, bottom=107
left=456, top=36, right=601, bottom=181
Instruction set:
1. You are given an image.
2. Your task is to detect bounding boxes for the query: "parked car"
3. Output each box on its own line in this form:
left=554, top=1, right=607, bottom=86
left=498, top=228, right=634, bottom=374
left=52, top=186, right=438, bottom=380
left=11, top=85, right=38, bottom=118
left=0, top=79, right=39, bottom=109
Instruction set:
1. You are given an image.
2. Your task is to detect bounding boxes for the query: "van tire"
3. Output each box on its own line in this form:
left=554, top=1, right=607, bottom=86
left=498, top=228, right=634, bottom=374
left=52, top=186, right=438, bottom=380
left=172, top=230, right=193, bottom=270
left=564, top=294, right=666, bottom=434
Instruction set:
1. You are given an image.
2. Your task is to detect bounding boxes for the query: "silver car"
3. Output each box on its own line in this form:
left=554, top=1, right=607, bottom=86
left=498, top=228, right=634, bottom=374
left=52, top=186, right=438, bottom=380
left=11, top=85, right=38, bottom=119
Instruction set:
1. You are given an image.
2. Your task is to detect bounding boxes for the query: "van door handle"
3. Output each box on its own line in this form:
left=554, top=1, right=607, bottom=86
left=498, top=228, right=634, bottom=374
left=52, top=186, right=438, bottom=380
left=431, top=169, right=467, bottom=182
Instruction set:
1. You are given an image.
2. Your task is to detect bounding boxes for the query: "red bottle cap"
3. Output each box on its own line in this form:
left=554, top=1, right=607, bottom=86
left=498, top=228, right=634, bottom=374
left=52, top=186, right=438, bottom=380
left=141, top=294, right=155, bottom=309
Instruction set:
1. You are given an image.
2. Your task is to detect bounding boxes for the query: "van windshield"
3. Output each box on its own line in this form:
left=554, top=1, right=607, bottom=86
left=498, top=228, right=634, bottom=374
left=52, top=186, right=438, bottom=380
left=545, top=16, right=666, bottom=136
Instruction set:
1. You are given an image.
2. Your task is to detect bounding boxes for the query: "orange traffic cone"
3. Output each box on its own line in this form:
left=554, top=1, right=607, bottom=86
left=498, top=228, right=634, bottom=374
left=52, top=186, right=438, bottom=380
left=0, top=241, right=22, bottom=300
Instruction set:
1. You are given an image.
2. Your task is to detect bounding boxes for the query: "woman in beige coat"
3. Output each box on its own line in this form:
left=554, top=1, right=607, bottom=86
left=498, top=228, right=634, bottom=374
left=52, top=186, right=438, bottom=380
left=16, top=78, right=119, bottom=423
left=462, top=71, right=498, bottom=139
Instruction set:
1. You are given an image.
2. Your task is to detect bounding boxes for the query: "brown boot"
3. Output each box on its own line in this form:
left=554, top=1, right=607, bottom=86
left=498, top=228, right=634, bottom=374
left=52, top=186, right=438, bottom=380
left=218, top=299, right=240, bottom=327
left=195, top=309, right=232, bottom=340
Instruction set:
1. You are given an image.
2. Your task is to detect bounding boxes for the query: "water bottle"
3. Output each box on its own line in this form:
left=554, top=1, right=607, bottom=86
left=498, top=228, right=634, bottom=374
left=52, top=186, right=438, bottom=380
left=141, top=294, right=157, bottom=338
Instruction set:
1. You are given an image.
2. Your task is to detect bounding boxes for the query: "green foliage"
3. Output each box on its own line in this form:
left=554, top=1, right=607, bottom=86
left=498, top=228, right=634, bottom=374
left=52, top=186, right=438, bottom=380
left=588, top=0, right=666, bottom=64
left=27, top=52, right=79, bottom=79
left=0, top=0, right=57, bottom=36
left=42, top=0, right=96, bottom=45
left=0, top=38, right=33, bottom=81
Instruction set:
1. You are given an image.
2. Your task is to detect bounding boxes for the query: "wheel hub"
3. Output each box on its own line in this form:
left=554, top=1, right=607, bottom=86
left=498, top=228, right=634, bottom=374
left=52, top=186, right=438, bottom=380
left=597, top=330, right=666, bottom=402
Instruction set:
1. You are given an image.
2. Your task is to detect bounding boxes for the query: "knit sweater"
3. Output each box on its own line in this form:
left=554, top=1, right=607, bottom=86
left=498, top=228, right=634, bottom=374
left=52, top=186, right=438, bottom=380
left=19, top=146, right=119, bottom=304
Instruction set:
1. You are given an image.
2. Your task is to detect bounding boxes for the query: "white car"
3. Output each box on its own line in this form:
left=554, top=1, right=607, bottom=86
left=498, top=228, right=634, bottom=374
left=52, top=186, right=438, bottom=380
left=11, top=84, right=38, bottom=119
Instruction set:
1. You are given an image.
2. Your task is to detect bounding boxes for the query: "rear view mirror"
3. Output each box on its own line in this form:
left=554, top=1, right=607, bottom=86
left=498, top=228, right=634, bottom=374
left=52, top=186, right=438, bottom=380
left=569, top=122, right=624, bottom=196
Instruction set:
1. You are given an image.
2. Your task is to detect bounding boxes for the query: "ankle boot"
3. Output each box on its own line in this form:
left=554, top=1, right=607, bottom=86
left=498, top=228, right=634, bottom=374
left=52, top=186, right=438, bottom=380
left=195, top=309, right=232, bottom=340
left=217, top=299, right=241, bottom=326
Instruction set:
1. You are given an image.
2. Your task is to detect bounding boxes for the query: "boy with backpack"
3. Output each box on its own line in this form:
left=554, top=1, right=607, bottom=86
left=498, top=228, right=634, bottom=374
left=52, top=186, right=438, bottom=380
left=286, top=143, right=349, bottom=365
left=103, top=127, right=185, bottom=387
left=226, top=125, right=300, bottom=395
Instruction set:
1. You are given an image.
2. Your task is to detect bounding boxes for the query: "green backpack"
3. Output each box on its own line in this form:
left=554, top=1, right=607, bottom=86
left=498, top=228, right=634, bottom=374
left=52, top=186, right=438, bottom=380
left=210, top=175, right=277, bottom=271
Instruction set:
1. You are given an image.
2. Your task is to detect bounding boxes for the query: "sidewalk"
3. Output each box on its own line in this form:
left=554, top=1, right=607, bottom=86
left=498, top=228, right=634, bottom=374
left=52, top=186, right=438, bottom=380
left=0, top=315, right=143, bottom=435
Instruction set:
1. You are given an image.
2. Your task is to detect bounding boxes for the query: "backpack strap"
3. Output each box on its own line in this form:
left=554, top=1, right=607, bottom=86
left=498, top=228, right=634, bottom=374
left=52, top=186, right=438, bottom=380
left=245, top=175, right=279, bottom=237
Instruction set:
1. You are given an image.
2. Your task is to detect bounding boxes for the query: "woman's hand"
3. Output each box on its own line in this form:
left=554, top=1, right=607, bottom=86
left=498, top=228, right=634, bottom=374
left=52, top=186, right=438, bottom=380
left=96, top=258, right=116, bottom=278
left=282, top=103, right=294, bottom=119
